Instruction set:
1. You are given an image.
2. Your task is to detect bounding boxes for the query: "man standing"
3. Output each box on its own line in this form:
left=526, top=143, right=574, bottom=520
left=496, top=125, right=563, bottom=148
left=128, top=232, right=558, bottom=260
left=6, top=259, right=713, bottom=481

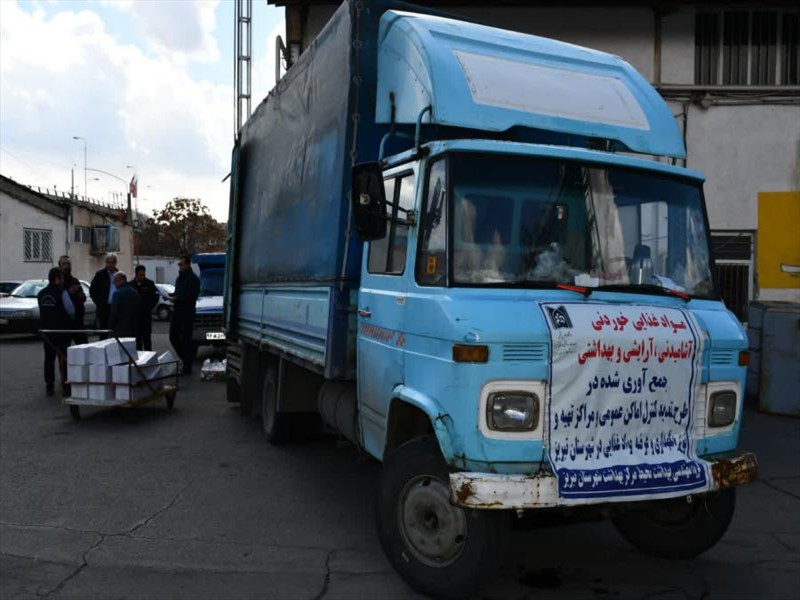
left=38, top=267, right=74, bottom=396
left=109, top=272, right=141, bottom=339
left=89, top=253, right=118, bottom=337
left=169, top=255, right=200, bottom=375
left=130, top=265, right=159, bottom=350
left=59, top=255, right=87, bottom=344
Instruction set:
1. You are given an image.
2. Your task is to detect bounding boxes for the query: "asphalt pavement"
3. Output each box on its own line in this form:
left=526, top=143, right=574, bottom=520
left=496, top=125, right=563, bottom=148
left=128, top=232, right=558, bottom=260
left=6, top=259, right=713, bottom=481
left=1, top=322, right=798, bottom=599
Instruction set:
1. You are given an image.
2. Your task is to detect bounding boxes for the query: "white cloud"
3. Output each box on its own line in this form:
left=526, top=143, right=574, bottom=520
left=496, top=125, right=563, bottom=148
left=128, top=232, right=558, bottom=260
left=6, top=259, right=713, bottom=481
left=0, top=1, right=232, bottom=220
left=105, top=0, right=220, bottom=64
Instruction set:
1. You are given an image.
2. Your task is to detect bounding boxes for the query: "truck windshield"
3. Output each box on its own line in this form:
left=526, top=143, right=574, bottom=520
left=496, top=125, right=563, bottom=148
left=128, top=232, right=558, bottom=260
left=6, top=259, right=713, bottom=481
left=199, top=269, right=224, bottom=297
left=446, top=153, right=715, bottom=297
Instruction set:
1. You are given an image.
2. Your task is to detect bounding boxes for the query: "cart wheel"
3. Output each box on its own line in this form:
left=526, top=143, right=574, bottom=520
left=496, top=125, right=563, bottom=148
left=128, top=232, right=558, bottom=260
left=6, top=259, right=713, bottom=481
left=166, top=391, right=176, bottom=410
left=69, top=405, right=81, bottom=422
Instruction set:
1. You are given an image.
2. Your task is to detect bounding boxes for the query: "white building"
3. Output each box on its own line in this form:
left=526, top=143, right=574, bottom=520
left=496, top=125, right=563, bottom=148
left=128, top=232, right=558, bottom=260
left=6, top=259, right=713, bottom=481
left=136, top=256, right=183, bottom=284
left=269, top=0, right=800, bottom=317
left=0, top=175, right=135, bottom=282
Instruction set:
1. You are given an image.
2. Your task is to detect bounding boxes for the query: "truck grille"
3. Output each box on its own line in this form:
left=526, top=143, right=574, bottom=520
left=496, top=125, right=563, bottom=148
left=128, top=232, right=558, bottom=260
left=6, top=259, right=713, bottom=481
left=195, top=312, right=223, bottom=329
left=710, top=350, right=735, bottom=365
left=501, top=343, right=547, bottom=362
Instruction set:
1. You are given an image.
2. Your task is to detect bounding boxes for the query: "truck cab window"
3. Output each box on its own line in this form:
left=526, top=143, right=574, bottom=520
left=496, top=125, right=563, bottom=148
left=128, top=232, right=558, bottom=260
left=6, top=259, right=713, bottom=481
left=368, top=173, right=416, bottom=274
left=417, top=160, right=447, bottom=286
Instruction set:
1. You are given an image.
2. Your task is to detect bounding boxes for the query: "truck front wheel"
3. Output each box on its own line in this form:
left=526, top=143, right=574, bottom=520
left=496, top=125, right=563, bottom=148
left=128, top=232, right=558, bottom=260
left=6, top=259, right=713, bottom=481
left=376, top=436, right=509, bottom=598
left=612, top=488, right=736, bottom=559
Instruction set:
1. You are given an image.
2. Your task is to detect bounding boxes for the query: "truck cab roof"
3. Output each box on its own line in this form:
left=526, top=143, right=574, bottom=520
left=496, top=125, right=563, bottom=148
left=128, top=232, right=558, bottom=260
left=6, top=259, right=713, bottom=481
left=384, top=139, right=705, bottom=182
left=376, top=9, right=685, bottom=159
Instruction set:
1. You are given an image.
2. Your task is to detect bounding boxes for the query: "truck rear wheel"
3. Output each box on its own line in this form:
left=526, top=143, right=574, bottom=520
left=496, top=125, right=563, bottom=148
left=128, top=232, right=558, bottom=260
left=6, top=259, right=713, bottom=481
left=376, top=436, right=509, bottom=599
left=261, top=365, right=290, bottom=444
left=612, top=488, right=736, bottom=559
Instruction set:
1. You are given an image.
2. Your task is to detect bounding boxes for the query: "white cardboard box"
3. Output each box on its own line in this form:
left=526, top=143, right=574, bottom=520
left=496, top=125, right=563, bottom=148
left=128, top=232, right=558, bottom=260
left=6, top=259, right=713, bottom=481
left=158, top=351, right=178, bottom=376
left=67, top=365, right=89, bottom=383
left=105, top=338, right=138, bottom=365
left=71, top=384, right=89, bottom=399
left=89, top=365, right=113, bottom=383
left=112, top=362, right=161, bottom=385
left=115, top=384, right=153, bottom=402
left=67, top=344, right=91, bottom=365
left=89, top=384, right=115, bottom=402
left=89, top=339, right=116, bottom=364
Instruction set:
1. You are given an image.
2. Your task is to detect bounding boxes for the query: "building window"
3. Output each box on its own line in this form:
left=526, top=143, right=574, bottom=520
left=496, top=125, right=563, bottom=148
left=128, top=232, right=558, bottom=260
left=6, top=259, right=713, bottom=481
left=695, top=10, right=799, bottom=86
left=74, top=226, right=91, bottom=243
left=23, top=228, right=53, bottom=262
left=90, top=225, right=121, bottom=255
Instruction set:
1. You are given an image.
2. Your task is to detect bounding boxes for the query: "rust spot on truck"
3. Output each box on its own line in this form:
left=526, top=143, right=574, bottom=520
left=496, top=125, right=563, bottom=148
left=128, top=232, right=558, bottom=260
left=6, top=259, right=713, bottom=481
left=711, top=452, right=759, bottom=490
left=456, top=480, right=475, bottom=504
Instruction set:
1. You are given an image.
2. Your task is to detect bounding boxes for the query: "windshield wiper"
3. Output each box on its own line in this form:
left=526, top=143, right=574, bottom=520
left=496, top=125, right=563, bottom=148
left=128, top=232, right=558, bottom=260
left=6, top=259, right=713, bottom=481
left=592, top=283, right=691, bottom=301
left=467, top=280, right=561, bottom=289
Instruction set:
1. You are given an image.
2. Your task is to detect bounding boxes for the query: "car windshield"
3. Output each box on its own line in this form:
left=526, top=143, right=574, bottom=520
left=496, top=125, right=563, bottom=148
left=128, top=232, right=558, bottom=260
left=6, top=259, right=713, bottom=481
left=11, top=281, right=47, bottom=298
left=441, top=153, right=714, bottom=297
left=199, top=269, right=224, bottom=297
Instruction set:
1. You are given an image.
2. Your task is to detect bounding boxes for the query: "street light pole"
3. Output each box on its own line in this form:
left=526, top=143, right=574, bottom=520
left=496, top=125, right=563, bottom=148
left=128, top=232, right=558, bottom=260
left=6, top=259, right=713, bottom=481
left=72, top=136, right=87, bottom=198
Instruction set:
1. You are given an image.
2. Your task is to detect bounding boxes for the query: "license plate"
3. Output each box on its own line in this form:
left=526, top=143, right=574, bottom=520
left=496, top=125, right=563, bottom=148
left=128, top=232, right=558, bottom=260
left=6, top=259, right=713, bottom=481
left=0, top=319, right=7, bottom=325
left=206, top=332, right=226, bottom=340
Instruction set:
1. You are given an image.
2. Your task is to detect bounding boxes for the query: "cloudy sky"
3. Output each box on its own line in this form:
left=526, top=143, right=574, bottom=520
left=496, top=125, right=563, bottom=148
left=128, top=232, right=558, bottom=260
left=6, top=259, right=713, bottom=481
left=0, top=0, right=285, bottom=221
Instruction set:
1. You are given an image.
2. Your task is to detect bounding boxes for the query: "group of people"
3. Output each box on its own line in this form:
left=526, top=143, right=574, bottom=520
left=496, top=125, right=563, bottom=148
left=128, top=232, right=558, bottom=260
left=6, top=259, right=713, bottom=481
left=38, top=254, right=201, bottom=395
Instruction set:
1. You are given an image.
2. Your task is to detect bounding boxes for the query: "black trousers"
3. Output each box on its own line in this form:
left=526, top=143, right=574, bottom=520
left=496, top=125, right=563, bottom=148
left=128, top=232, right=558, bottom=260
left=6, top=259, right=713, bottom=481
left=43, top=338, right=68, bottom=390
left=97, top=305, right=110, bottom=340
left=71, top=310, right=88, bottom=345
left=169, top=307, right=196, bottom=370
left=137, top=314, right=153, bottom=351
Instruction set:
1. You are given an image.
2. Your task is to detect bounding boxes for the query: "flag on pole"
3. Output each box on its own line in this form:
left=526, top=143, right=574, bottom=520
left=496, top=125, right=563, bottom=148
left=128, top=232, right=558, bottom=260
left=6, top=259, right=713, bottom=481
left=129, top=174, right=138, bottom=198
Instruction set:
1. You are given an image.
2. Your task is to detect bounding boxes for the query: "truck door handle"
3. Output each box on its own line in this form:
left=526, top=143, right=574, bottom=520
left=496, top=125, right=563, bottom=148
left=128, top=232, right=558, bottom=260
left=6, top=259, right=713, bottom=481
left=358, top=307, right=372, bottom=318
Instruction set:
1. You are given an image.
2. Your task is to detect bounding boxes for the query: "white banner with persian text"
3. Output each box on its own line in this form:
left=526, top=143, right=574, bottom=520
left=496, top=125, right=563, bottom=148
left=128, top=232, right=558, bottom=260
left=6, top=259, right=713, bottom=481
left=540, top=302, right=711, bottom=503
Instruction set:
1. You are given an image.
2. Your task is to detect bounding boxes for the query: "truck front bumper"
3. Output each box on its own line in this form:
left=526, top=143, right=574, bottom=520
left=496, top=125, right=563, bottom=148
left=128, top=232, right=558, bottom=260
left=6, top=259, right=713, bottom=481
left=450, top=450, right=758, bottom=509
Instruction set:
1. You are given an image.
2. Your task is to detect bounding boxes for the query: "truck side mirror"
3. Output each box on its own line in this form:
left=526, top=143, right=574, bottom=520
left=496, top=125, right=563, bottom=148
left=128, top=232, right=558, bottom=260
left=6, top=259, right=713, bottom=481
left=351, top=162, right=387, bottom=241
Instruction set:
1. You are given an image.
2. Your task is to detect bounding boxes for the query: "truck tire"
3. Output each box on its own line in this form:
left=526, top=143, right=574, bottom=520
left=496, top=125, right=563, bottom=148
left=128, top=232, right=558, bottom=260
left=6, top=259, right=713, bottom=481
left=261, top=365, right=290, bottom=444
left=376, top=436, right=509, bottom=599
left=612, top=488, right=736, bottom=559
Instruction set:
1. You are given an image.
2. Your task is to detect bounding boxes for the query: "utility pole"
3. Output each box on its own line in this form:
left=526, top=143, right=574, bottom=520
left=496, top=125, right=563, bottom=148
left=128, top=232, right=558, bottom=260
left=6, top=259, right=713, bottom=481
left=72, top=136, right=87, bottom=198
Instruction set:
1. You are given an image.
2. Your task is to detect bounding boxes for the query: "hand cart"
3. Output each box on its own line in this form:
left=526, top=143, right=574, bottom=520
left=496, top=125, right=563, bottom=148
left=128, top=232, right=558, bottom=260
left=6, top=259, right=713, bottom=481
left=38, top=329, right=180, bottom=421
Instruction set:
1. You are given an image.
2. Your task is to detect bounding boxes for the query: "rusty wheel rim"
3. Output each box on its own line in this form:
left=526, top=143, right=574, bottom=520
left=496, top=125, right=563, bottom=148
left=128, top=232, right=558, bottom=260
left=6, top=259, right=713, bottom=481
left=397, top=474, right=467, bottom=568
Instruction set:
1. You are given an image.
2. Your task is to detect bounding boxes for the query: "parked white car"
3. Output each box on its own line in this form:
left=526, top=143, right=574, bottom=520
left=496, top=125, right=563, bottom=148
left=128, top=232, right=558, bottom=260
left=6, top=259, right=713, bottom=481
left=0, top=279, right=96, bottom=335
left=154, top=283, right=175, bottom=321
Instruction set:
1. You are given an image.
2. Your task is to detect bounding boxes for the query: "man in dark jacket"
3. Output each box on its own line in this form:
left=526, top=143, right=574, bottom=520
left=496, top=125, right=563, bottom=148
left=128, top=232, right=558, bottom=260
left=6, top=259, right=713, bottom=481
left=109, top=272, right=141, bottom=339
left=59, top=255, right=87, bottom=344
left=130, top=265, right=159, bottom=351
left=89, top=253, right=118, bottom=338
left=169, top=255, right=200, bottom=374
left=38, top=267, right=74, bottom=396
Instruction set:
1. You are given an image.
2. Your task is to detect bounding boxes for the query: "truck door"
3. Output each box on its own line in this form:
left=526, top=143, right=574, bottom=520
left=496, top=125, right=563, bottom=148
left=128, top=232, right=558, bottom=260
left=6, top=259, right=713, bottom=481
left=357, top=167, right=417, bottom=458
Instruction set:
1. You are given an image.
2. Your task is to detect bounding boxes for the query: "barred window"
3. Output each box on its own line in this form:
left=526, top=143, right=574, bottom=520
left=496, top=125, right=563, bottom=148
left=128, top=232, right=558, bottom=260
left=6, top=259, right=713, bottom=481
left=23, top=228, right=53, bottom=262
left=90, top=225, right=120, bottom=254
left=695, top=10, right=800, bottom=86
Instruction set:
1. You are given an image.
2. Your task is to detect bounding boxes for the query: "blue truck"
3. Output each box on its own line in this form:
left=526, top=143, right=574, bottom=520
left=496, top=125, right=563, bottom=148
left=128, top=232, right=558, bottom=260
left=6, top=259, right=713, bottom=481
left=192, top=253, right=226, bottom=345
left=225, top=1, right=757, bottom=595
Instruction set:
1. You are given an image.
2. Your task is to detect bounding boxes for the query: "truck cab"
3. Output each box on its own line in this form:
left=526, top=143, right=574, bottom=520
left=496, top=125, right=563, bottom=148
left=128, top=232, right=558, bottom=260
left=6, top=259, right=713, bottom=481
left=225, top=3, right=757, bottom=597
left=192, top=253, right=226, bottom=345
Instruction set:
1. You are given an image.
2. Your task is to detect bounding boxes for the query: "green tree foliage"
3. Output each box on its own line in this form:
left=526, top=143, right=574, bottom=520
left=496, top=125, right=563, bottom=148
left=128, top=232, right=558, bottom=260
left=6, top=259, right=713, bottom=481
left=135, top=198, right=226, bottom=256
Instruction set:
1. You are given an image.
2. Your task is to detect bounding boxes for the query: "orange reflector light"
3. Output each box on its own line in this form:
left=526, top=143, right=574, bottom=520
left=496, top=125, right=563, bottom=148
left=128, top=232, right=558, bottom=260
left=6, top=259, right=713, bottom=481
left=738, top=351, right=750, bottom=366
left=453, top=344, right=489, bottom=363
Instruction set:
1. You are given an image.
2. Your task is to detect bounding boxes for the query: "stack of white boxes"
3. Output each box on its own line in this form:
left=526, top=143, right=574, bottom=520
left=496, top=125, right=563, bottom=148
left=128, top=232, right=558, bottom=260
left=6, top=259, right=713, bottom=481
left=66, top=338, right=176, bottom=404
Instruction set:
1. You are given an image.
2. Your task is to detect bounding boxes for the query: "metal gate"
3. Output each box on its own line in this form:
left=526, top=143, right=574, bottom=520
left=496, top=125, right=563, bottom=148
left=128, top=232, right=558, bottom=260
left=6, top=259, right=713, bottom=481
left=711, top=232, right=754, bottom=322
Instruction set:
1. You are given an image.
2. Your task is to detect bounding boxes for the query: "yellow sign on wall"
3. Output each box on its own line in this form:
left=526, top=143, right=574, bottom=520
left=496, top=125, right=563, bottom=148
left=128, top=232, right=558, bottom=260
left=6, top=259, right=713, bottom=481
left=757, top=192, right=800, bottom=289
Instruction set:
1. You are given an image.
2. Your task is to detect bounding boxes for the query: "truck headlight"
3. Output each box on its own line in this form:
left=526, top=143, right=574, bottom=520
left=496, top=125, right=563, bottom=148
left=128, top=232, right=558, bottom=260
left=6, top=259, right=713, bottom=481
left=709, top=391, right=737, bottom=427
left=487, top=392, right=539, bottom=432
